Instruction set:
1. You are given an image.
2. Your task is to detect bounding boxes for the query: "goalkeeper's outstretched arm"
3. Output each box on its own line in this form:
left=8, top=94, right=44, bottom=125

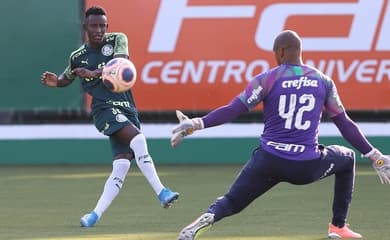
left=171, top=97, right=248, bottom=147
left=201, top=97, right=248, bottom=129
left=332, top=112, right=390, bottom=184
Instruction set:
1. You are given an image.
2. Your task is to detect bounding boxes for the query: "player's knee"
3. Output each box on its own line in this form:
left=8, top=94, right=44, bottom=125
left=344, top=148, right=356, bottom=165
left=113, top=158, right=131, bottom=170
left=331, top=145, right=356, bottom=167
left=129, top=133, right=147, bottom=150
left=338, top=147, right=356, bottom=171
left=114, top=153, right=134, bottom=161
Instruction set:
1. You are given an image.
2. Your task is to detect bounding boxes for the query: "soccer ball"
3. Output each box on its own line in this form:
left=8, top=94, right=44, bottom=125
left=102, top=58, right=137, bottom=93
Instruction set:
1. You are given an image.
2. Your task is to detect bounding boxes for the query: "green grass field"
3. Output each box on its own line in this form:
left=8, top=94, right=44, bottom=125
left=0, top=164, right=389, bottom=240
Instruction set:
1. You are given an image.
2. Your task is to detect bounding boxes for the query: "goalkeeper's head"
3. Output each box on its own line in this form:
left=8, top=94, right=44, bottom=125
left=272, top=30, right=303, bottom=66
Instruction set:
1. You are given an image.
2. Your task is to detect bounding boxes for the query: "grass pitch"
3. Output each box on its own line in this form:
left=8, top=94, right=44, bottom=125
left=0, top=164, right=389, bottom=240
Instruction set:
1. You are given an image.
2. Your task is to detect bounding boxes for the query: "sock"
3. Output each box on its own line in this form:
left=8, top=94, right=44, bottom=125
left=130, top=133, right=164, bottom=195
left=93, top=158, right=131, bottom=218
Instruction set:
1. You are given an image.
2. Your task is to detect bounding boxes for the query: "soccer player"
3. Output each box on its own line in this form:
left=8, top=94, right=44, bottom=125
left=40, top=6, right=179, bottom=227
left=171, top=30, right=390, bottom=239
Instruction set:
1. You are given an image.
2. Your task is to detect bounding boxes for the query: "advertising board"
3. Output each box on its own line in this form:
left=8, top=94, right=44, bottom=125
left=86, top=0, right=390, bottom=111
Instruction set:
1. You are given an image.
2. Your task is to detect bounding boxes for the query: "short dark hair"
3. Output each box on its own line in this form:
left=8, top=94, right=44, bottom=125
left=85, top=6, right=106, bottom=18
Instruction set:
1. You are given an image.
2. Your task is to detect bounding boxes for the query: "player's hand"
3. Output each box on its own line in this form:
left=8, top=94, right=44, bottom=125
left=72, top=67, right=97, bottom=78
left=171, top=110, right=204, bottom=147
left=365, top=149, right=390, bottom=184
left=41, top=71, right=58, bottom=87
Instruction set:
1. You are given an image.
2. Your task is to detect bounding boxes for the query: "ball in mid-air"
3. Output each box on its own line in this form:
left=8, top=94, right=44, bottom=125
left=102, top=58, right=137, bottom=93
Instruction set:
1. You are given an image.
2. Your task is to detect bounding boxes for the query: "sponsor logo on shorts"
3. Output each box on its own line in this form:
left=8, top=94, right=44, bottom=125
left=115, top=114, right=128, bottom=123
left=319, top=163, right=335, bottom=179
left=101, top=123, right=110, bottom=134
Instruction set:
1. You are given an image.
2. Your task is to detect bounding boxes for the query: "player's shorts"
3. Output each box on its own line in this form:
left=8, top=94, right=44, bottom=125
left=217, top=144, right=356, bottom=215
left=93, top=107, right=141, bottom=157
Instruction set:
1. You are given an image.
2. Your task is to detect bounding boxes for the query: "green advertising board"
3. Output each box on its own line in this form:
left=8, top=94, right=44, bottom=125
left=1, top=0, right=83, bottom=111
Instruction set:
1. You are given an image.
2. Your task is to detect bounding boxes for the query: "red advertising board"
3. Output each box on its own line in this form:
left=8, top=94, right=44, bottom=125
left=86, top=0, right=390, bottom=111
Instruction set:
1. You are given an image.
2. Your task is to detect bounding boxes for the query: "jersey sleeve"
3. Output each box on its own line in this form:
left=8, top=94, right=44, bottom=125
left=237, top=72, right=268, bottom=110
left=324, top=77, right=345, bottom=117
left=113, top=33, right=129, bottom=57
left=63, top=54, right=77, bottom=80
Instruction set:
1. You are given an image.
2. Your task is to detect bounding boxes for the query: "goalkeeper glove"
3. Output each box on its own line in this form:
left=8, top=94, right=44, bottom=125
left=171, top=110, right=204, bottom=147
left=365, top=148, right=390, bottom=184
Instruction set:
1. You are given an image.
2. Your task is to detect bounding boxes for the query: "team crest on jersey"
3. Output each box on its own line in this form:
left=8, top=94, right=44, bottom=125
left=101, top=44, right=114, bottom=56
left=116, top=114, right=128, bottom=123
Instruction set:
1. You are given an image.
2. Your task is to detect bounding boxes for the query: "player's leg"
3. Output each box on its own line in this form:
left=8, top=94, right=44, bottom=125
left=315, top=145, right=362, bottom=238
left=80, top=109, right=135, bottom=227
left=80, top=155, right=132, bottom=227
left=178, top=147, right=279, bottom=240
left=208, top=152, right=279, bottom=221
left=113, top=123, right=179, bottom=208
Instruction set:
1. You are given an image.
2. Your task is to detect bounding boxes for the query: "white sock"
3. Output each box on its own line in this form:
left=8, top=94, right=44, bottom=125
left=93, top=159, right=130, bottom=218
left=130, top=133, right=164, bottom=195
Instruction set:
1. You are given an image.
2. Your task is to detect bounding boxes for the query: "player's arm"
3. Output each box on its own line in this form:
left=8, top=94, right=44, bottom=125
left=41, top=54, right=78, bottom=87
left=72, top=68, right=101, bottom=79
left=326, top=80, right=390, bottom=184
left=41, top=71, right=74, bottom=87
left=86, top=53, right=129, bottom=76
left=171, top=73, right=266, bottom=147
left=324, top=78, right=372, bottom=153
left=113, top=33, right=129, bottom=59
left=332, top=112, right=390, bottom=184
left=171, top=97, right=248, bottom=147
left=73, top=54, right=129, bottom=79
left=332, top=112, right=373, bottom=154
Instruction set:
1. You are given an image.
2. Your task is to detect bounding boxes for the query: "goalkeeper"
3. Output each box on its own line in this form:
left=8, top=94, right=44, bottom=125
left=173, top=30, right=390, bottom=240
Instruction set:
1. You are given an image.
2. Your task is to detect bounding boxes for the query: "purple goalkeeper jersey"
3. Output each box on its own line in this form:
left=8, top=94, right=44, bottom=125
left=238, top=64, right=344, bottom=160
